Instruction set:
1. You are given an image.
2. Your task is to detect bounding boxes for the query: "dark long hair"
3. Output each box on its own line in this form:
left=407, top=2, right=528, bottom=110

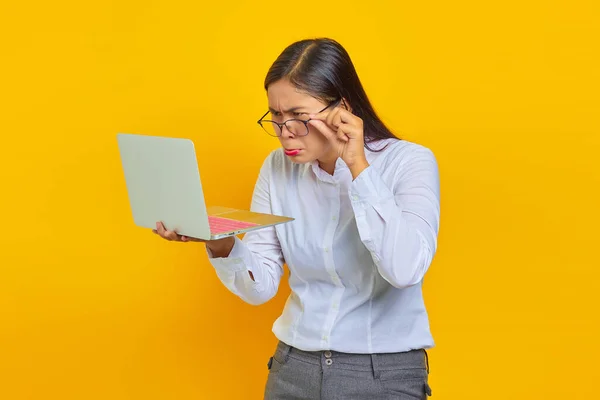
left=264, top=38, right=399, bottom=151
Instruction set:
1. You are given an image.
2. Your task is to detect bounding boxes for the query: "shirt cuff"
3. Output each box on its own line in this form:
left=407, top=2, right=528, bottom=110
left=349, top=165, right=394, bottom=216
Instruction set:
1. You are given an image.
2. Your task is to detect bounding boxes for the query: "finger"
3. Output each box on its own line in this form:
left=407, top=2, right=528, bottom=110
left=308, top=119, right=337, bottom=140
left=157, top=222, right=179, bottom=241
left=165, top=229, right=181, bottom=241
left=157, top=222, right=176, bottom=240
left=336, top=107, right=359, bottom=125
left=308, top=110, right=329, bottom=121
left=336, top=128, right=349, bottom=142
left=314, top=108, right=360, bottom=133
left=308, top=105, right=340, bottom=124
left=156, top=221, right=167, bottom=236
left=181, top=235, right=203, bottom=242
left=326, top=108, right=342, bottom=129
left=182, top=236, right=205, bottom=242
left=337, top=123, right=362, bottom=140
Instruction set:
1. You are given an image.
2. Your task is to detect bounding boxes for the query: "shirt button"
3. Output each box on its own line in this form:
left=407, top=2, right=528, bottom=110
left=325, top=358, right=333, bottom=366
left=332, top=216, right=337, bottom=221
left=332, top=303, right=339, bottom=310
left=324, top=248, right=329, bottom=252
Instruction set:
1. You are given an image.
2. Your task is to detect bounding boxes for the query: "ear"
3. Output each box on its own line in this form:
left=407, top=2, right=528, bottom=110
left=341, top=97, right=352, bottom=113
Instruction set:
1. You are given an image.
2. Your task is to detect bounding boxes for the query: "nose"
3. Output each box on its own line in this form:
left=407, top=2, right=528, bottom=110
left=281, top=123, right=295, bottom=139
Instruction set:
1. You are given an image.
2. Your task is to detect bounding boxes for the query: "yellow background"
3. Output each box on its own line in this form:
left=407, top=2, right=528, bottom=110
left=1, top=0, right=598, bottom=399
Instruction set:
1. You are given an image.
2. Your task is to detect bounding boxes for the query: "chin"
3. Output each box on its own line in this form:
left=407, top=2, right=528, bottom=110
left=288, top=157, right=309, bottom=164
left=286, top=154, right=313, bottom=164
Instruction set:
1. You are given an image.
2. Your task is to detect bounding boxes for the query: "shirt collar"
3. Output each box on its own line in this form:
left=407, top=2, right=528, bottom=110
left=310, top=157, right=349, bottom=183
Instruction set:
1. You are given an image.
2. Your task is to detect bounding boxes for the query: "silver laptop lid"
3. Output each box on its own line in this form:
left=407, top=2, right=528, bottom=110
left=116, top=133, right=212, bottom=240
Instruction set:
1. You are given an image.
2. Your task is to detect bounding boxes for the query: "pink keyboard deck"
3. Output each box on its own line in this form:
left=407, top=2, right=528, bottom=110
left=208, top=216, right=259, bottom=234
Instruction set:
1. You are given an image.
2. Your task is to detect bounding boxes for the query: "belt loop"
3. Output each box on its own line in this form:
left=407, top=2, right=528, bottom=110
left=424, top=349, right=430, bottom=374
left=370, top=354, right=380, bottom=379
left=281, top=341, right=292, bottom=361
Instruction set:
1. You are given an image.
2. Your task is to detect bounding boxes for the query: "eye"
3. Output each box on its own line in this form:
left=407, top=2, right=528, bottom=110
left=293, top=112, right=308, bottom=117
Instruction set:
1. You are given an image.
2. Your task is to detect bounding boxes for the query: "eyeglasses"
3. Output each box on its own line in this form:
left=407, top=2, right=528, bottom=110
left=257, top=99, right=341, bottom=137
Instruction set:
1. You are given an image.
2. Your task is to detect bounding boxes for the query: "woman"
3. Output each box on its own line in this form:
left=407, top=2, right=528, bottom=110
left=155, top=38, right=439, bottom=399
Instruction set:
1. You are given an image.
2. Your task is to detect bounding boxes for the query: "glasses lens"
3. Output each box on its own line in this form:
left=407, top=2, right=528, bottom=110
left=260, top=121, right=280, bottom=137
left=285, top=120, right=309, bottom=136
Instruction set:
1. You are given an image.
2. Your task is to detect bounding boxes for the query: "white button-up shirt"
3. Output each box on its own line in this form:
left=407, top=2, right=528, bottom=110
left=208, top=138, right=440, bottom=354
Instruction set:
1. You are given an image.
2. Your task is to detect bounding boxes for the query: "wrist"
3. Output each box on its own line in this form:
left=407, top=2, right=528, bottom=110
left=206, top=237, right=235, bottom=257
left=349, top=156, right=369, bottom=180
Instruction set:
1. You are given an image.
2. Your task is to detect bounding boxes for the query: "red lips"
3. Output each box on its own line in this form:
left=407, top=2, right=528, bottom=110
left=284, top=149, right=301, bottom=156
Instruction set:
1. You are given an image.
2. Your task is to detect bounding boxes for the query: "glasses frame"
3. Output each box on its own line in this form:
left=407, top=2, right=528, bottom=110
left=257, top=98, right=342, bottom=137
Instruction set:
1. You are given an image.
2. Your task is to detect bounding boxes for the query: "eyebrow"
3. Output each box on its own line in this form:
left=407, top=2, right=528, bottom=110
left=268, top=106, right=308, bottom=114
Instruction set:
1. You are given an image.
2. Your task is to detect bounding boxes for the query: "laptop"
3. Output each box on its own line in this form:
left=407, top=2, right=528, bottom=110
left=116, top=133, right=294, bottom=240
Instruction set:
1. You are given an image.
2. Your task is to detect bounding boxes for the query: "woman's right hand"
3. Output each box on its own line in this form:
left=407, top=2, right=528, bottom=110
left=153, top=221, right=235, bottom=257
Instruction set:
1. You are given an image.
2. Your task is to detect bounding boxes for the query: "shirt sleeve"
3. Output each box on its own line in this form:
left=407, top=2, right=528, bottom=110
left=206, top=153, right=285, bottom=305
left=349, top=145, right=440, bottom=288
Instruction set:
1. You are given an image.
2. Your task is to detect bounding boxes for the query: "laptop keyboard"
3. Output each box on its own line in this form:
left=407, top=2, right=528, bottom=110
left=208, top=216, right=259, bottom=235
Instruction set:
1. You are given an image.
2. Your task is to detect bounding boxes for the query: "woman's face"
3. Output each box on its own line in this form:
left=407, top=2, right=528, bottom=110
left=266, top=79, right=335, bottom=165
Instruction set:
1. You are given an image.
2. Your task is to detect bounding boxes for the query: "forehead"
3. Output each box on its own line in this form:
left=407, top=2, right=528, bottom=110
left=267, top=80, right=320, bottom=108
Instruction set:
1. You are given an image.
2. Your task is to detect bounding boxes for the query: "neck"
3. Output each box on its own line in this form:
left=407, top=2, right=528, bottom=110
left=317, top=151, right=338, bottom=175
left=318, top=160, right=336, bottom=175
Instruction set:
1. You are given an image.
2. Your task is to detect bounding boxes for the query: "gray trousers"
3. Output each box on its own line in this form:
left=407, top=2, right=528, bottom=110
left=264, top=341, right=432, bottom=400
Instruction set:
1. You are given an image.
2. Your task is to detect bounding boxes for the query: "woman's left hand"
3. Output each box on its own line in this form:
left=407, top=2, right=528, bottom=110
left=308, top=105, right=369, bottom=178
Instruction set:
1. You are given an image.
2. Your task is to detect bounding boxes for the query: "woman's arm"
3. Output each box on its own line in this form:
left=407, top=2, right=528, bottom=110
left=206, top=153, right=285, bottom=305
left=350, top=145, right=440, bottom=288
